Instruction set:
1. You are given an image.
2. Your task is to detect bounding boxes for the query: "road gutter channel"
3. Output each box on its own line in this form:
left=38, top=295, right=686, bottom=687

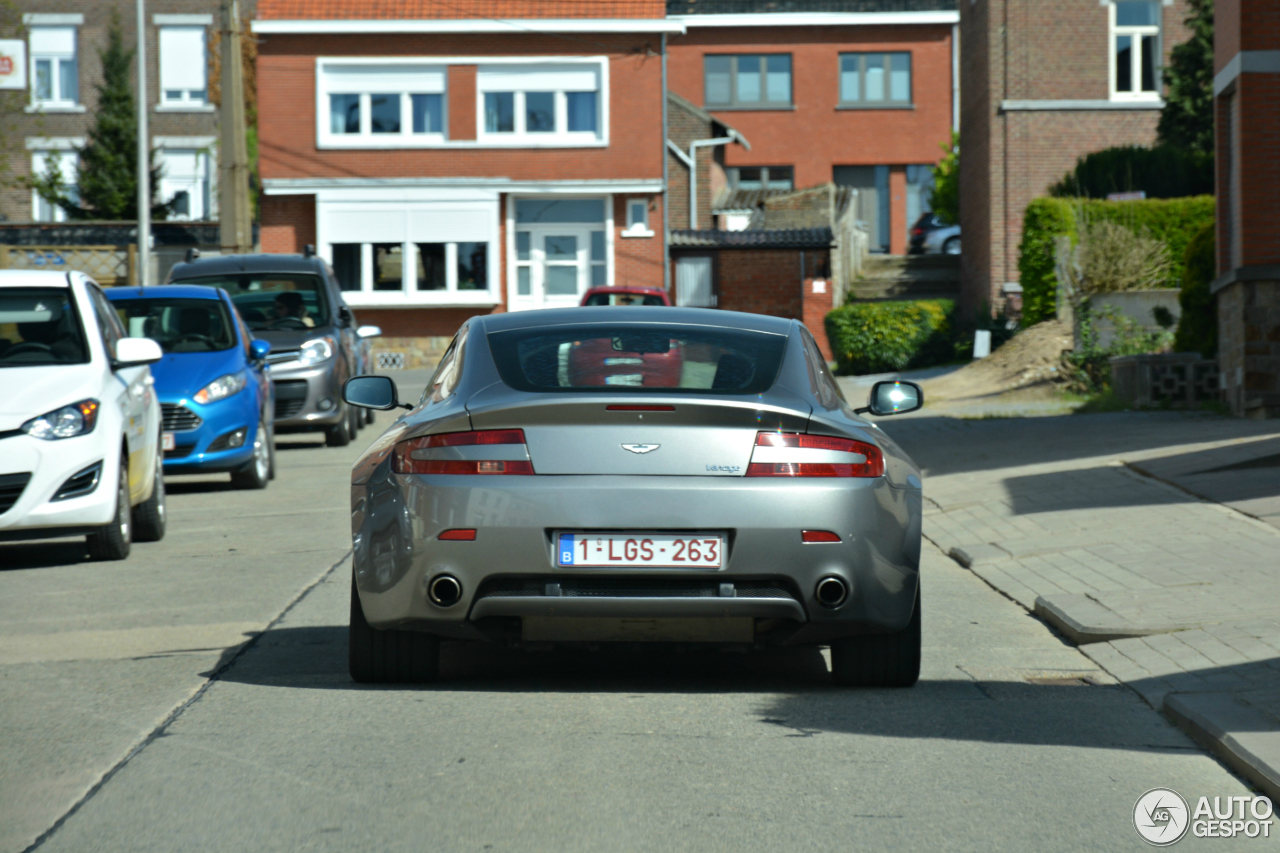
left=20, top=550, right=354, bottom=853
left=928, top=461, right=1280, bottom=802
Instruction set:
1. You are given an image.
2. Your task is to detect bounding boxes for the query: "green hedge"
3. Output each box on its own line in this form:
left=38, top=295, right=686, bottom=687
left=1173, top=222, right=1217, bottom=357
left=1049, top=145, right=1213, bottom=200
left=825, top=300, right=955, bottom=375
left=1018, top=195, right=1215, bottom=326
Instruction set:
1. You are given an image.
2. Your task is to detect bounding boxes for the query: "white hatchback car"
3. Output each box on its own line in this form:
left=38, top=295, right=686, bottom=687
left=0, top=270, right=166, bottom=560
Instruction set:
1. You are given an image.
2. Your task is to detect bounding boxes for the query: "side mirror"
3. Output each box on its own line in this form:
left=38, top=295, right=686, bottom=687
left=249, top=339, right=272, bottom=361
left=113, top=337, right=163, bottom=368
left=343, top=375, right=408, bottom=410
left=338, top=305, right=353, bottom=324
left=356, top=325, right=382, bottom=339
left=859, top=380, right=923, bottom=416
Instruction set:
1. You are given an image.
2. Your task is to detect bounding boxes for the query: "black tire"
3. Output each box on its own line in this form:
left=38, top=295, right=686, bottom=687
left=87, top=454, right=132, bottom=561
left=943, top=236, right=961, bottom=256
left=230, top=418, right=271, bottom=489
left=829, top=585, right=920, bottom=687
left=349, top=575, right=439, bottom=684
left=132, top=441, right=167, bottom=542
left=324, top=407, right=352, bottom=447
left=266, top=418, right=277, bottom=481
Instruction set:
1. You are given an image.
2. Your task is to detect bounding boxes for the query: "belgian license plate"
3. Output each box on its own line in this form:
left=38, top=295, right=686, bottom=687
left=162, top=432, right=175, bottom=451
left=557, top=533, right=723, bottom=568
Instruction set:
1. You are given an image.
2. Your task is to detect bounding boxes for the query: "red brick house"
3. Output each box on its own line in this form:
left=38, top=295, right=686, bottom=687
left=1213, top=0, right=1280, bottom=418
left=251, top=0, right=679, bottom=346
left=959, top=0, right=1192, bottom=315
left=665, top=0, right=959, bottom=254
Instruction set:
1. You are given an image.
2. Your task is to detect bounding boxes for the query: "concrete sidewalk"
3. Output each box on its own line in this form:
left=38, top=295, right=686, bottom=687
left=891, top=411, right=1280, bottom=799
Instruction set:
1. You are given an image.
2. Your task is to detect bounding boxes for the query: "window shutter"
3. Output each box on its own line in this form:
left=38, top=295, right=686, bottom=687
left=476, top=64, right=599, bottom=92
left=30, top=27, right=75, bottom=56
left=159, top=27, right=206, bottom=92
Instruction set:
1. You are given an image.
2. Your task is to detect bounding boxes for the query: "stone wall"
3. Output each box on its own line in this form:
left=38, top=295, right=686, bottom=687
left=1217, top=278, right=1280, bottom=419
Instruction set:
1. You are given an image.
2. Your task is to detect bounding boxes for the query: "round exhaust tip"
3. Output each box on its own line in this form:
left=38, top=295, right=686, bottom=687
left=428, top=574, right=462, bottom=607
left=815, top=576, right=849, bottom=608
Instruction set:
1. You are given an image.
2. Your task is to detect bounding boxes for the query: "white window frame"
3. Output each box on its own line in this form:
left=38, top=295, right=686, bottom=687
left=621, top=197, right=653, bottom=237
left=476, top=60, right=607, bottom=147
left=317, top=61, right=448, bottom=148
left=1109, top=1, right=1162, bottom=101
left=155, top=139, right=217, bottom=220
left=27, top=25, right=79, bottom=110
left=315, top=194, right=500, bottom=307
left=157, top=25, right=212, bottom=111
left=28, top=140, right=81, bottom=222
left=314, top=56, right=608, bottom=150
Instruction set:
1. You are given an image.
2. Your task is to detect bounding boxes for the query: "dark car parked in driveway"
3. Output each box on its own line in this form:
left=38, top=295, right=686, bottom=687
left=908, top=213, right=960, bottom=255
left=166, top=251, right=382, bottom=446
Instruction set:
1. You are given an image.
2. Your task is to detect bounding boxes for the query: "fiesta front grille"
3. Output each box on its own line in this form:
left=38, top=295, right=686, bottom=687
left=273, top=380, right=308, bottom=419
left=0, top=472, right=32, bottom=514
left=162, top=404, right=202, bottom=432
left=475, top=577, right=800, bottom=601
left=164, top=444, right=195, bottom=459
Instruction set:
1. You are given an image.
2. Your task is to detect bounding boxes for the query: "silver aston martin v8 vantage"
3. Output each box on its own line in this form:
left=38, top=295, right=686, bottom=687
left=342, top=307, right=925, bottom=686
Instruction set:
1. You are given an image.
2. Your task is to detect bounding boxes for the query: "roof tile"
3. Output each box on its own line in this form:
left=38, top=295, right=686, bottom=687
left=259, top=1, right=666, bottom=20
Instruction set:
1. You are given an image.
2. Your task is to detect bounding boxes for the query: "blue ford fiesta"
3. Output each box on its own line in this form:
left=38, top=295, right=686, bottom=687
left=105, top=285, right=276, bottom=489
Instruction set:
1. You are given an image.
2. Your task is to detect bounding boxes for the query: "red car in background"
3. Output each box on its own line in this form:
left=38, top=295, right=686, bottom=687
left=570, top=286, right=682, bottom=387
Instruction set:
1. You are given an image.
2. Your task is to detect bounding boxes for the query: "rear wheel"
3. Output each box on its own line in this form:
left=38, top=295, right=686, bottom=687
left=829, top=586, right=920, bottom=687
left=349, top=575, right=439, bottom=683
left=87, top=455, right=132, bottom=561
left=231, top=418, right=271, bottom=489
left=132, top=442, right=166, bottom=542
left=942, top=236, right=961, bottom=255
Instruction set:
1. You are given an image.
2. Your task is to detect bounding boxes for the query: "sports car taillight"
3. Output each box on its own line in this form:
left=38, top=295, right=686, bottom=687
left=392, top=429, right=535, bottom=475
left=745, top=432, right=885, bottom=478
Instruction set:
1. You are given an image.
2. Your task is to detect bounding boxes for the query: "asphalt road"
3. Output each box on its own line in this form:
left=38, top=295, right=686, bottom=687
left=0, top=386, right=1262, bottom=852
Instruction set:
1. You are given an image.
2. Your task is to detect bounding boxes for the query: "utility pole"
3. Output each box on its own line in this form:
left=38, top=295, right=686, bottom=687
left=218, top=0, right=252, bottom=254
left=135, top=0, right=150, bottom=285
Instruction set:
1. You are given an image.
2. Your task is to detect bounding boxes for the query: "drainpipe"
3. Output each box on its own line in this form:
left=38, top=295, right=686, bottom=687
left=683, top=133, right=750, bottom=229
left=951, top=23, right=960, bottom=133
left=662, top=33, right=670, bottom=292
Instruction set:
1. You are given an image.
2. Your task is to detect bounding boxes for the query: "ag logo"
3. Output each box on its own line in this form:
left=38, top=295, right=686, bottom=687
left=1134, top=788, right=1190, bottom=846
left=621, top=443, right=660, bottom=454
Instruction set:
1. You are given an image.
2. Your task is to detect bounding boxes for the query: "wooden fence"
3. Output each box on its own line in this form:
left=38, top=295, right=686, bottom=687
left=0, top=245, right=136, bottom=286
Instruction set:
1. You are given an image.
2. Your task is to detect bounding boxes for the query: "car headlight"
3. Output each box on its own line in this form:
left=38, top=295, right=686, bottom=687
left=299, top=337, right=335, bottom=366
left=194, top=372, right=248, bottom=404
left=21, top=399, right=100, bottom=440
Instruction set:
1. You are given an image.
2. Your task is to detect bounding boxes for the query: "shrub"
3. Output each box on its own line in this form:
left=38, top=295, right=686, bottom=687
left=1173, top=221, right=1217, bottom=357
left=825, top=299, right=955, bottom=375
left=1049, top=144, right=1213, bottom=200
left=1018, top=199, right=1076, bottom=325
left=1018, top=196, right=1214, bottom=325
left=1056, top=218, right=1173, bottom=298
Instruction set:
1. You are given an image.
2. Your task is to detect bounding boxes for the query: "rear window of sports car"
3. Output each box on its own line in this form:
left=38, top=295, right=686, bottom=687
left=487, top=324, right=788, bottom=394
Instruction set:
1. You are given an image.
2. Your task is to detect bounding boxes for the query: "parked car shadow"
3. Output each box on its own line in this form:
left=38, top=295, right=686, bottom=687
left=164, top=476, right=236, bottom=495
left=0, top=539, right=89, bottom=570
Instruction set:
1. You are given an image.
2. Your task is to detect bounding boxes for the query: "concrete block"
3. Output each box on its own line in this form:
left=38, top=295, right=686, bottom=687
left=1164, top=692, right=1280, bottom=803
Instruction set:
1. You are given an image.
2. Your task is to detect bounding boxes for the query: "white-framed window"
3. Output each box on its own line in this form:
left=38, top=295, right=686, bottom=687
left=622, top=197, right=653, bottom=237
left=31, top=148, right=78, bottom=222
left=477, top=62, right=604, bottom=145
left=29, top=26, right=78, bottom=108
left=1110, top=0, right=1161, bottom=100
left=318, top=199, right=499, bottom=306
left=318, top=63, right=447, bottom=147
left=509, top=197, right=611, bottom=308
left=158, top=147, right=213, bottom=220
left=158, top=26, right=208, bottom=107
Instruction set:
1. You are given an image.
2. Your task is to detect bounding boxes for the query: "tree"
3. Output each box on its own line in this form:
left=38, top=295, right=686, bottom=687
left=1157, top=0, right=1214, bottom=159
left=928, top=131, right=959, bottom=225
left=33, top=11, right=172, bottom=220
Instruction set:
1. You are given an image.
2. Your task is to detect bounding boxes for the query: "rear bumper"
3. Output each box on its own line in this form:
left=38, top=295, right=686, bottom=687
left=351, top=473, right=922, bottom=643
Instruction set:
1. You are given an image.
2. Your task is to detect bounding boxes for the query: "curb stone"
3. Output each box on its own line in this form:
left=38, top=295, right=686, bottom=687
left=1033, top=594, right=1174, bottom=645
left=1163, top=692, right=1280, bottom=802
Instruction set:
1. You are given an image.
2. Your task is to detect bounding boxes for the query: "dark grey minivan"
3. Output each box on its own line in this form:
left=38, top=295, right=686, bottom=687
left=167, top=251, right=381, bottom=446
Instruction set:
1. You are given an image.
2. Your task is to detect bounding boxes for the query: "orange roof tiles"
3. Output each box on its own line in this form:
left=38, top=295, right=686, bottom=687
left=257, top=1, right=666, bottom=20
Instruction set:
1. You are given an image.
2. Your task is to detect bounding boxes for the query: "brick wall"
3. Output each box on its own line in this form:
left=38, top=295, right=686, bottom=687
left=959, top=0, right=1192, bottom=314
left=255, top=33, right=664, bottom=183
left=613, top=194, right=666, bottom=288
left=1237, top=74, right=1280, bottom=268
left=260, top=194, right=315, bottom=253
left=0, top=0, right=227, bottom=223
left=666, top=24, right=955, bottom=188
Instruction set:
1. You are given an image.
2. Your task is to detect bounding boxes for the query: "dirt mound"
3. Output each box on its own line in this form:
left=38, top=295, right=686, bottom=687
left=923, top=320, right=1073, bottom=402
